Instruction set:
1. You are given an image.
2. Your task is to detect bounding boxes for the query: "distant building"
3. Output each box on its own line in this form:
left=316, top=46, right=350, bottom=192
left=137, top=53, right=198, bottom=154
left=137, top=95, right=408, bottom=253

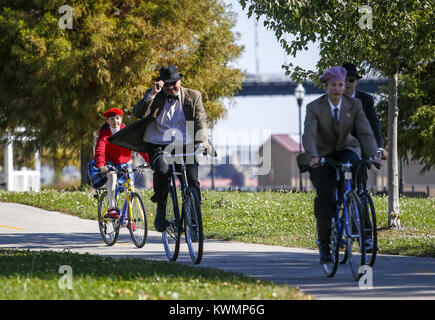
left=258, top=134, right=310, bottom=190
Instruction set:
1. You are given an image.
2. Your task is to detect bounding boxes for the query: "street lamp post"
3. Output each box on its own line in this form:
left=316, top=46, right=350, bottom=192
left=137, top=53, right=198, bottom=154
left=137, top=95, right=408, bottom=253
left=295, top=83, right=305, bottom=192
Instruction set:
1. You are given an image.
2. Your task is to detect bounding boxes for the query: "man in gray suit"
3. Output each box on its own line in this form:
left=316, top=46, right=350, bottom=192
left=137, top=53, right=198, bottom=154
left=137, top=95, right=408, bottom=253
left=302, top=66, right=380, bottom=263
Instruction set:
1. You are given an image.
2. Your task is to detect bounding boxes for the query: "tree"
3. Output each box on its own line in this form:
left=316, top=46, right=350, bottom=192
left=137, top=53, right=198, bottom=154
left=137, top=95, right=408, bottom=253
left=0, top=0, right=244, bottom=185
left=239, top=0, right=434, bottom=228
left=377, top=62, right=435, bottom=173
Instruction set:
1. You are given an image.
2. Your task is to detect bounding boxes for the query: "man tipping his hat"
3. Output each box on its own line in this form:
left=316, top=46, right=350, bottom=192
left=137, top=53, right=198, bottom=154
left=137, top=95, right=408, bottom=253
left=109, top=65, right=215, bottom=232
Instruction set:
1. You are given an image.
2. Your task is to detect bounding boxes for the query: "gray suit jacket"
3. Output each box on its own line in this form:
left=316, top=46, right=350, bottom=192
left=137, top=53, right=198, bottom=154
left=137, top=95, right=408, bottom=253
left=302, top=95, right=377, bottom=160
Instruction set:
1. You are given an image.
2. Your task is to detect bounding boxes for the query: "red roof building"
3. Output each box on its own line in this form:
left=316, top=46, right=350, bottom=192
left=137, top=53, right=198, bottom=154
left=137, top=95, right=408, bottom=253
left=258, top=134, right=311, bottom=190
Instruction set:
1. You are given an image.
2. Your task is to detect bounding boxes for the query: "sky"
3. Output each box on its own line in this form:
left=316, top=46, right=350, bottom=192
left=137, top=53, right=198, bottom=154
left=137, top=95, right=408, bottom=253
left=212, top=0, right=322, bottom=146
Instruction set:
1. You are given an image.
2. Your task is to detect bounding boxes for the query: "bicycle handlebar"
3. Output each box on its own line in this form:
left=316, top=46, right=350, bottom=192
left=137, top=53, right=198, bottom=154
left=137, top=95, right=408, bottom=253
left=161, top=143, right=208, bottom=159
left=319, top=156, right=381, bottom=170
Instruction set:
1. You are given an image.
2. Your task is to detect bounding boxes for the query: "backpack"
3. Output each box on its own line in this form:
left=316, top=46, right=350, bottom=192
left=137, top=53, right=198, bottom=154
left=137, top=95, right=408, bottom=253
left=87, top=161, right=108, bottom=188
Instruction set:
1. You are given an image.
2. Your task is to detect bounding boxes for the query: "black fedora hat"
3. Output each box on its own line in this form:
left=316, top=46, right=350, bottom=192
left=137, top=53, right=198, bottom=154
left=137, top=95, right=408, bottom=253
left=341, top=62, right=362, bottom=79
left=157, top=65, right=183, bottom=83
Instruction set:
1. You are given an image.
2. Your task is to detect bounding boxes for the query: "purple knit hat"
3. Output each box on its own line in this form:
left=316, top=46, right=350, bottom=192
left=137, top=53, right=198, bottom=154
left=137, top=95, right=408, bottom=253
left=319, top=66, right=347, bottom=83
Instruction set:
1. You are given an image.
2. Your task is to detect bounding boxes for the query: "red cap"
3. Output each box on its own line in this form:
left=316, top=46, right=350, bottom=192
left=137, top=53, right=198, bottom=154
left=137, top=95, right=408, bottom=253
left=103, top=108, right=123, bottom=118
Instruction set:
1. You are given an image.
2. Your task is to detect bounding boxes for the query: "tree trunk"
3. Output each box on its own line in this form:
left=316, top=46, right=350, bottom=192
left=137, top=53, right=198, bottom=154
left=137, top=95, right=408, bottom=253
left=80, top=143, right=93, bottom=187
left=387, top=72, right=401, bottom=228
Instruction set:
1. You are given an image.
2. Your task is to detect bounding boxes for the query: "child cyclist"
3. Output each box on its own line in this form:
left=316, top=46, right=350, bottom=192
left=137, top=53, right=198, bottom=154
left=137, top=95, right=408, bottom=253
left=94, top=108, right=149, bottom=219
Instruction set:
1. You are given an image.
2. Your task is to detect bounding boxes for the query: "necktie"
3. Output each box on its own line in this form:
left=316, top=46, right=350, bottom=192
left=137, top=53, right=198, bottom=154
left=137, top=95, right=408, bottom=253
left=167, top=95, right=179, bottom=103
left=333, top=107, right=340, bottom=137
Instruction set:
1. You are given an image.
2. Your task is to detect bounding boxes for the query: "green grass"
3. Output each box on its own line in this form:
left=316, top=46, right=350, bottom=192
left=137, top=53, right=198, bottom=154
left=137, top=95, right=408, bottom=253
left=0, top=249, right=310, bottom=300
left=0, top=189, right=434, bottom=257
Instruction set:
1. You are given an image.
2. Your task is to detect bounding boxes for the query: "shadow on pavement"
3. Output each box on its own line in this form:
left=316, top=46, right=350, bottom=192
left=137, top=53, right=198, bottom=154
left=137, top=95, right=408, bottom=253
left=1, top=231, right=435, bottom=299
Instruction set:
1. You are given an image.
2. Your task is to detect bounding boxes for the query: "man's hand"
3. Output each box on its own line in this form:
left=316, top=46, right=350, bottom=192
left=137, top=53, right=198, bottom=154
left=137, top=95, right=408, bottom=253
left=150, top=80, right=164, bottom=97
left=381, top=149, right=388, bottom=160
left=195, top=142, right=211, bottom=155
left=203, top=142, right=213, bottom=155
left=309, top=157, right=319, bottom=168
left=99, top=166, right=109, bottom=174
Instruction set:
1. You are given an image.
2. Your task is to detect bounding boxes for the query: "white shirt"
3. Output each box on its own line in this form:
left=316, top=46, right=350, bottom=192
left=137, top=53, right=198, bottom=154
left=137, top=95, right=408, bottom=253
left=143, top=90, right=193, bottom=145
left=328, top=97, right=342, bottom=122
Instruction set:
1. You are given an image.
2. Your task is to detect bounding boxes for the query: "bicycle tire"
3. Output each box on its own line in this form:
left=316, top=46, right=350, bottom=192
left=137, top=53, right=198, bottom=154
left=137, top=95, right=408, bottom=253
left=346, top=191, right=366, bottom=281
left=162, top=186, right=181, bottom=261
left=98, top=191, right=119, bottom=246
left=183, top=187, right=203, bottom=264
left=360, top=193, right=377, bottom=267
left=338, top=212, right=348, bottom=265
left=128, top=192, right=148, bottom=248
left=321, top=217, right=340, bottom=277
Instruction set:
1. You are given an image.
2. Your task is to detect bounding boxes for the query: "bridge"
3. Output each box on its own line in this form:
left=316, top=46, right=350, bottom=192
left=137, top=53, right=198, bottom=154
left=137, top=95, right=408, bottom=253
left=237, top=77, right=388, bottom=96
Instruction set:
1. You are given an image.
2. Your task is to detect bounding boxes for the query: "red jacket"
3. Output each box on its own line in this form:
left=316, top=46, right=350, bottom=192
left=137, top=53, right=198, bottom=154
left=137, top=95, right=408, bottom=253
left=94, top=125, right=149, bottom=168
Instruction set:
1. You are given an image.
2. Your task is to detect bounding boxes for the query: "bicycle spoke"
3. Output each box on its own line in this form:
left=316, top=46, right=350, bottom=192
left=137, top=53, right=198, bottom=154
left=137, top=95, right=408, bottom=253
left=162, top=187, right=180, bottom=262
left=98, top=192, right=119, bottom=246
left=128, top=193, right=148, bottom=248
left=346, top=192, right=365, bottom=281
left=360, top=194, right=377, bottom=266
left=184, top=187, right=203, bottom=264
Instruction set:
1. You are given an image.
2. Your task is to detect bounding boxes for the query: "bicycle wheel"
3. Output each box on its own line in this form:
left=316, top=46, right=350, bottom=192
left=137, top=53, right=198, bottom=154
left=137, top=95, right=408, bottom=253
left=162, top=186, right=181, bottom=261
left=346, top=192, right=366, bottom=281
left=360, top=193, right=377, bottom=267
left=338, top=212, right=348, bottom=265
left=128, top=192, right=148, bottom=248
left=183, top=187, right=203, bottom=264
left=321, top=217, right=340, bottom=277
left=98, top=191, right=119, bottom=246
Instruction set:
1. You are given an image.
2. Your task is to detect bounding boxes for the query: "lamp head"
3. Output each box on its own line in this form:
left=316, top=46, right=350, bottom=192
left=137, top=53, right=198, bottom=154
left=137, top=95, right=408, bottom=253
left=295, top=83, right=305, bottom=100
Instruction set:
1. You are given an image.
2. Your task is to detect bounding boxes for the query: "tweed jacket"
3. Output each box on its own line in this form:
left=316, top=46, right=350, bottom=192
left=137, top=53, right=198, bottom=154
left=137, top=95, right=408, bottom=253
left=302, top=94, right=378, bottom=160
left=109, top=86, right=215, bottom=155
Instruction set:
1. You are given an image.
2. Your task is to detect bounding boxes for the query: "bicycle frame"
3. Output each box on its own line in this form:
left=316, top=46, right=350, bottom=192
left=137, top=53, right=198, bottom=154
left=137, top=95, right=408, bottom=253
left=100, top=171, right=144, bottom=226
left=167, top=153, right=191, bottom=224
left=116, top=183, right=132, bottom=226
left=330, top=162, right=362, bottom=243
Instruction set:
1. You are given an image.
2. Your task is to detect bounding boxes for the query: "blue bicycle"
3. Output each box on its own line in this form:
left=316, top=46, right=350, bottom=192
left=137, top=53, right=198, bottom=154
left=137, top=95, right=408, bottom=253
left=319, top=157, right=379, bottom=280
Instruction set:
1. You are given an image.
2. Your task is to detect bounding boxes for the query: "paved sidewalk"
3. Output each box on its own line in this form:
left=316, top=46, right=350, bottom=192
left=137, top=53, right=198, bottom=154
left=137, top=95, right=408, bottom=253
left=1, top=202, right=434, bottom=299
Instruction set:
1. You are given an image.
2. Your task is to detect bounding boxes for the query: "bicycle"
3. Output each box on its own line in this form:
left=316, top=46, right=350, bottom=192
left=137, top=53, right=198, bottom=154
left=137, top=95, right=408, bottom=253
left=159, top=144, right=206, bottom=264
left=318, top=157, right=378, bottom=281
left=95, top=163, right=150, bottom=248
left=354, top=157, right=381, bottom=267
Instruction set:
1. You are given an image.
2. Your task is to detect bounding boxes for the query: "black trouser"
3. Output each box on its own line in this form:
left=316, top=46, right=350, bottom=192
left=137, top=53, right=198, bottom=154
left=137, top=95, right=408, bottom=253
left=309, top=149, right=359, bottom=245
left=146, top=143, right=200, bottom=211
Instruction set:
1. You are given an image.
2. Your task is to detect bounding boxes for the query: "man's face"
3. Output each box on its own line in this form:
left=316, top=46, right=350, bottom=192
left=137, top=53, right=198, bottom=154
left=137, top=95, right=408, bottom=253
left=344, top=77, right=358, bottom=96
left=325, top=80, right=345, bottom=100
left=106, top=115, right=122, bottom=129
left=162, top=79, right=181, bottom=96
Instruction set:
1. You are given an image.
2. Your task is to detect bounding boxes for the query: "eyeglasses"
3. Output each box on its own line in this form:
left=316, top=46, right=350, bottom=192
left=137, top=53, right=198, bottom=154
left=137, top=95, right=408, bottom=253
left=164, top=81, right=177, bottom=87
left=346, top=78, right=357, bottom=83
